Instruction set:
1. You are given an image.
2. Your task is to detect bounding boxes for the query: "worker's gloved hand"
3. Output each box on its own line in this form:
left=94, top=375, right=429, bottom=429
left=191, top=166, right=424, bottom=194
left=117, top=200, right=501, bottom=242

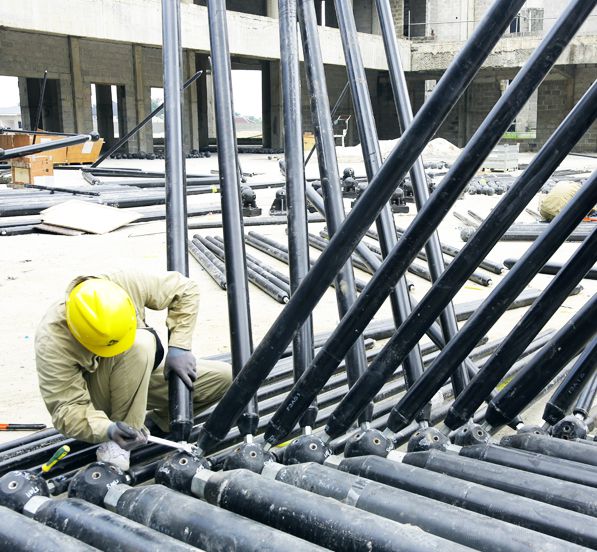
left=165, top=347, right=197, bottom=390
left=107, top=421, right=148, bottom=451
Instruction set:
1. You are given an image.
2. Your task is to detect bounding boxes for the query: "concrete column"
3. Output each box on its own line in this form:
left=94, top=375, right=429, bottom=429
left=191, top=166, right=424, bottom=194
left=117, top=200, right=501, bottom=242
left=184, top=50, right=200, bottom=151
left=266, top=0, right=279, bottom=18
left=17, top=78, right=31, bottom=129
left=390, top=0, right=405, bottom=37
left=68, top=37, right=91, bottom=133
left=262, top=60, right=283, bottom=149
left=133, top=45, right=153, bottom=152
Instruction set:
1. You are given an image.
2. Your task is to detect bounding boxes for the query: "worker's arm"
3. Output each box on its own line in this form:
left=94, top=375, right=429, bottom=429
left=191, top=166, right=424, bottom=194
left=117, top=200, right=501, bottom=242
left=107, top=270, right=200, bottom=350
left=35, top=330, right=111, bottom=443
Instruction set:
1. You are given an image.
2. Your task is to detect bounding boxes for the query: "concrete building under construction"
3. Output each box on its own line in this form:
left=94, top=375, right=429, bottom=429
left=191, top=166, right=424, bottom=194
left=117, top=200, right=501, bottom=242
left=0, top=0, right=595, bottom=155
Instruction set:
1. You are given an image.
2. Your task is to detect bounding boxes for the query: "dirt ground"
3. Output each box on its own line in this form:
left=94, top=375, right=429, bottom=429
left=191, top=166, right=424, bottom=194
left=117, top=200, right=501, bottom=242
left=1, top=148, right=595, bottom=445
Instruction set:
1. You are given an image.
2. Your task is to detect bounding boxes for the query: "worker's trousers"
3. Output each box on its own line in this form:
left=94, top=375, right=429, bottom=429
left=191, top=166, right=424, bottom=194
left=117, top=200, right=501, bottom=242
left=85, top=329, right=232, bottom=433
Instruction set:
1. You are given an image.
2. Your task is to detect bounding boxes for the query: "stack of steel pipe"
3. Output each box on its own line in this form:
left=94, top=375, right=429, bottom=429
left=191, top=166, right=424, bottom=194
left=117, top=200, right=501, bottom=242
left=4, top=1, right=597, bottom=550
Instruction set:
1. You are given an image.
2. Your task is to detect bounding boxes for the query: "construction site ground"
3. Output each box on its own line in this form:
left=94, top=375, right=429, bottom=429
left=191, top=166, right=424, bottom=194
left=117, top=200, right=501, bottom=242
left=1, top=146, right=596, bottom=444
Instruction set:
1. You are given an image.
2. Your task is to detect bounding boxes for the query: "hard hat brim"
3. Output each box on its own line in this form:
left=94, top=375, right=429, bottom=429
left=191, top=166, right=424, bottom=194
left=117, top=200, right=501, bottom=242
left=85, top=325, right=137, bottom=358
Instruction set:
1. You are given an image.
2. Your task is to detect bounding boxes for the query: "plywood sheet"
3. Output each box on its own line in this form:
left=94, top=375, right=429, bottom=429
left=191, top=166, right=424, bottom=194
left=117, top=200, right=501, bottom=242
left=40, top=200, right=141, bottom=234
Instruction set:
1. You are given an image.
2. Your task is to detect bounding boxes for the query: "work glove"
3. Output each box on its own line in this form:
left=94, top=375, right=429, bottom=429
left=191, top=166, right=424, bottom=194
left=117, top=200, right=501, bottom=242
left=165, top=347, right=197, bottom=390
left=107, top=421, right=148, bottom=451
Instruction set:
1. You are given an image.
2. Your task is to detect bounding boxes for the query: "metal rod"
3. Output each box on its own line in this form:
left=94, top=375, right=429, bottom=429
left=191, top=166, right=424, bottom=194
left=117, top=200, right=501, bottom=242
left=92, top=70, right=204, bottom=167
left=374, top=0, right=469, bottom=395
left=332, top=0, right=428, bottom=415
left=188, top=240, right=227, bottom=290
left=161, top=0, right=193, bottom=442
left=303, top=81, right=350, bottom=167
left=33, top=70, right=48, bottom=132
left=504, top=257, right=597, bottom=280
left=297, top=0, right=371, bottom=424
left=194, top=0, right=527, bottom=455
left=320, top=4, right=597, bottom=441
left=0, top=133, right=98, bottom=161
left=207, top=0, right=259, bottom=437
left=279, top=0, right=317, bottom=429
left=445, top=225, right=597, bottom=431
left=486, top=293, right=597, bottom=429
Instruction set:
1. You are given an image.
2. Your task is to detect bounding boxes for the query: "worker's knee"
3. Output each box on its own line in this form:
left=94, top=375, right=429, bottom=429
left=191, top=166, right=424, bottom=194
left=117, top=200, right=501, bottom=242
left=196, top=360, right=232, bottom=405
left=117, top=329, right=157, bottom=375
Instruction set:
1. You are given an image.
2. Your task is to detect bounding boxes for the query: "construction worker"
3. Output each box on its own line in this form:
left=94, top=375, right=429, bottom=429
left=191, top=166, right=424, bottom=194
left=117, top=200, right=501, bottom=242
left=538, top=180, right=582, bottom=221
left=35, top=270, right=232, bottom=470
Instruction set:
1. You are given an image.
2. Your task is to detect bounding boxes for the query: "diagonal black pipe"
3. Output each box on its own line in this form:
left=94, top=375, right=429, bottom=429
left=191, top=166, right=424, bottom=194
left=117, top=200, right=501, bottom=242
left=278, top=0, right=317, bottom=429
left=297, top=0, right=371, bottom=424
left=544, top=334, right=597, bottom=426
left=446, top=224, right=597, bottom=430
left=207, top=0, right=259, bottom=437
left=0, top=133, right=98, bottom=161
left=393, top=169, right=597, bottom=434
left=195, top=0, right=526, bottom=455
left=320, top=2, right=597, bottom=440
left=486, top=292, right=597, bottom=429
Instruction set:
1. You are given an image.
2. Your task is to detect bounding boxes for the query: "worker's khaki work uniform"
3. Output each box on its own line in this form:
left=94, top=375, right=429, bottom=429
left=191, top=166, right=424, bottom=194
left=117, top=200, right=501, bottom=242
left=538, top=181, right=582, bottom=221
left=35, top=270, right=232, bottom=443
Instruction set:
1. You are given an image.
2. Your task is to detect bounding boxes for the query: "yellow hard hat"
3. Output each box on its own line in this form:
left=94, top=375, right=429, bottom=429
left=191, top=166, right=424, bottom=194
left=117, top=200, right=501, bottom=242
left=66, top=279, right=137, bottom=357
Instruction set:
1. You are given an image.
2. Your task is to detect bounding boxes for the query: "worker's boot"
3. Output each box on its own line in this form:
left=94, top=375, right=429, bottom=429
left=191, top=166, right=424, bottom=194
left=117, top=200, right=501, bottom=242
left=96, top=441, right=130, bottom=471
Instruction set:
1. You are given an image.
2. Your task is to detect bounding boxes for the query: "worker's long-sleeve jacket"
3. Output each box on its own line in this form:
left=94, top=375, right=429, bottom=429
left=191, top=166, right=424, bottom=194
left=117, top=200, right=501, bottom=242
left=35, top=270, right=200, bottom=443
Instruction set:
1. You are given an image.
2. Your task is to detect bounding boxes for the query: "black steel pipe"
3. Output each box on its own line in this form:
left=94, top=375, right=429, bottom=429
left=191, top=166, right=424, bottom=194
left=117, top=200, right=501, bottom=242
left=195, top=0, right=525, bottom=455
left=0, top=505, right=94, bottom=551
left=544, top=335, right=597, bottom=425
left=0, top=133, right=98, bottom=161
left=207, top=0, right=259, bottom=436
left=278, top=0, right=317, bottom=429
left=203, top=236, right=290, bottom=292
left=404, top=449, right=597, bottom=517
left=323, top=12, right=597, bottom=440
left=27, top=496, right=196, bottom=552
left=162, top=0, right=192, bottom=442
left=486, top=293, right=597, bottom=429
left=194, top=236, right=289, bottom=303
left=104, top=483, right=321, bottom=551
left=445, top=225, right=597, bottom=430
left=191, top=467, right=463, bottom=551
left=211, top=235, right=290, bottom=285
left=500, top=432, right=597, bottom=467
left=188, top=240, right=227, bottom=290
left=92, top=70, right=203, bottom=167
left=268, top=461, right=569, bottom=551
left=460, top=443, right=597, bottom=488
left=188, top=213, right=326, bottom=230
left=297, top=0, right=371, bottom=424
left=575, top=368, right=597, bottom=418
left=373, top=0, right=470, bottom=395
left=244, top=231, right=369, bottom=292
left=336, top=454, right=597, bottom=549
left=504, top=258, right=597, bottom=280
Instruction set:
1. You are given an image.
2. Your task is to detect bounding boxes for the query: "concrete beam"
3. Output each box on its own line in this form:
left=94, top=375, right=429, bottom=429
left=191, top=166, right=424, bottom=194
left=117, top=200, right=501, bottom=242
left=410, top=35, right=597, bottom=73
left=0, top=0, right=405, bottom=71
